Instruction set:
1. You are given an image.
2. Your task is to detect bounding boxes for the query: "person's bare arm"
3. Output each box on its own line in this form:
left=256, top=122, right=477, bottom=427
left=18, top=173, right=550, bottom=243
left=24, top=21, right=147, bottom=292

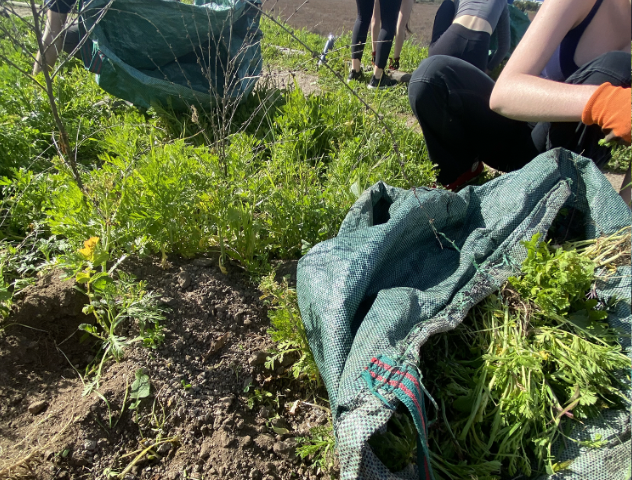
left=489, top=0, right=599, bottom=122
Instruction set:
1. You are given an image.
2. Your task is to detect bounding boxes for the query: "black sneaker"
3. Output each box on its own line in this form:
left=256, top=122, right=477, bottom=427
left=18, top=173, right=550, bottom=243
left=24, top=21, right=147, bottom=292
left=347, top=69, right=363, bottom=82
left=367, top=74, right=398, bottom=89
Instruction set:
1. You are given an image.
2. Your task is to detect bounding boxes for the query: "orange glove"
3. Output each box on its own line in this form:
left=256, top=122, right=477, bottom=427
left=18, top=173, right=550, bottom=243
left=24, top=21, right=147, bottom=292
left=582, top=82, right=631, bottom=145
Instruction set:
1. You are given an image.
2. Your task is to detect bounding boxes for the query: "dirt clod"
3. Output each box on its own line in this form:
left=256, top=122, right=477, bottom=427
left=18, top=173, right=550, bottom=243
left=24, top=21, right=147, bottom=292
left=27, top=399, right=48, bottom=415
left=249, top=351, right=268, bottom=366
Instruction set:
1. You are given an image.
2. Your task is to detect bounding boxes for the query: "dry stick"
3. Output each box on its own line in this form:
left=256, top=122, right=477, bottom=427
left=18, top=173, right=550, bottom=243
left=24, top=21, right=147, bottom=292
left=253, top=6, right=443, bottom=247
left=29, top=0, right=83, bottom=191
left=116, top=437, right=179, bottom=479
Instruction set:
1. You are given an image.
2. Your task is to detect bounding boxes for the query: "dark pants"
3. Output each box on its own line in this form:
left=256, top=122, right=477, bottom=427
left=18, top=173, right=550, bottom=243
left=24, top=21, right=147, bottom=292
left=429, top=24, right=490, bottom=72
left=429, top=0, right=490, bottom=71
left=408, top=51, right=632, bottom=185
left=62, top=24, right=81, bottom=56
left=352, top=0, right=402, bottom=70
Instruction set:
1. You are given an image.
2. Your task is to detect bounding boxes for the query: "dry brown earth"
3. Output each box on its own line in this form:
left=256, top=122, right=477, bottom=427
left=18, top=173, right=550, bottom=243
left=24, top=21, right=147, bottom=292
left=262, top=0, right=440, bottom=46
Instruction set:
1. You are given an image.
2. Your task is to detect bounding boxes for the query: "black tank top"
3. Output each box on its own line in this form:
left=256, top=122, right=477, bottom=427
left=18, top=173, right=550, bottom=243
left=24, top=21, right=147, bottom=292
left=541, top=0, right=604, bottom=81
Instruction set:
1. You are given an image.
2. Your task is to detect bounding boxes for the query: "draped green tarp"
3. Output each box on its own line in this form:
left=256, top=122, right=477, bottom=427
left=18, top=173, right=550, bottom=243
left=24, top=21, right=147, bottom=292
left=297, top=149, right=631, bottom=479
left=79, top=0, right=262, bottom=110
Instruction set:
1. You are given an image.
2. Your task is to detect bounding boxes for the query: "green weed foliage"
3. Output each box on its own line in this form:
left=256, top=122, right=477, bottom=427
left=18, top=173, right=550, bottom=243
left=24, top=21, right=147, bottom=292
left=259, top=273, right=320, bottom=384
left=0, top=11, right=434, bottom=410
left=417, top=235, right=631, bottom=478
left=296, top=424, right=337, bottom=474
left=9, top=83, right=433, bottom=269
left=0, top=17, right=122, bottom=177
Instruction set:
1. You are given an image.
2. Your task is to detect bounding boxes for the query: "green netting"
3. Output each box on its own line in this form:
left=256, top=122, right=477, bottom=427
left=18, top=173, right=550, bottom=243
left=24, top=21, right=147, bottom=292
left=297, top=148, right=631, bottom=480
left=490, top=4, right=531, bottom=59
left=79, top=0, right=262, bottom=110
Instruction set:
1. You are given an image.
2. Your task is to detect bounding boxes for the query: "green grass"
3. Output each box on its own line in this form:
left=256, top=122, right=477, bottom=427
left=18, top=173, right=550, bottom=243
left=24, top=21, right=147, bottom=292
left=260, top=16, right=428, bottom=115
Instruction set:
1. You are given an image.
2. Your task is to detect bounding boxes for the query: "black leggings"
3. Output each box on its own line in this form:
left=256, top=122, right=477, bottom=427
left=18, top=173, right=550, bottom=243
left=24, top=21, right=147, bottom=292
left=352, top=0, right=402, bottom=70
left=430, top=24, right=491, bottom=72
left=408, top=52, right=632, bottom=185
left=429, top=0, right=490, bottom=71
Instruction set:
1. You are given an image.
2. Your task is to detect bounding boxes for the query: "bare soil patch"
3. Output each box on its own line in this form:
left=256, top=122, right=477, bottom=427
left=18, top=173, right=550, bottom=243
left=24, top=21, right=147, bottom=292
left=0, top=256, right=332, bottom=480
left=263, top=0, right=440, bottom=46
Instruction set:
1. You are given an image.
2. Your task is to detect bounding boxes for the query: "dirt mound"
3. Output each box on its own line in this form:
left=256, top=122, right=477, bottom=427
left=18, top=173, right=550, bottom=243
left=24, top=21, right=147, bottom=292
left=0, top=257, right=332, bottom=480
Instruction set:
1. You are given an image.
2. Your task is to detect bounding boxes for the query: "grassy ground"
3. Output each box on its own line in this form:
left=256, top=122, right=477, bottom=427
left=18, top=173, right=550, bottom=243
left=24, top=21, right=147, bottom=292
left=0, top=9, right=629, bottom=479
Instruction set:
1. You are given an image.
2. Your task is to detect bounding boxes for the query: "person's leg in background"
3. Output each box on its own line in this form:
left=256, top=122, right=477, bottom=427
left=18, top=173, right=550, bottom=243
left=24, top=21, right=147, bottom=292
left=370, top=0, right=380, bottom=66
left=371, top=0, right=402, bottom=84
left=390, top=0, right=413, bottom=69
left=33, top=0, right=76, bottom=74
left=33, top=10, right=67, bottom=74
left=350, top=0, right=375, bottom=79
left=408, top=55, right=538, bottom=187
left=429, top=0, right=455, bottom=51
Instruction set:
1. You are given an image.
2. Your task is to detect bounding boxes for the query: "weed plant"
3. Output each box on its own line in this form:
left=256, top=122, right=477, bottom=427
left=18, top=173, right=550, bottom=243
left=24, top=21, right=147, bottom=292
left=296, top=424, right=337, bottom=475
left=259, top=273, right=320, bottom=384
left=395, top=232, right=631, bottom=479
left=0, top=16, right=127, bottom=178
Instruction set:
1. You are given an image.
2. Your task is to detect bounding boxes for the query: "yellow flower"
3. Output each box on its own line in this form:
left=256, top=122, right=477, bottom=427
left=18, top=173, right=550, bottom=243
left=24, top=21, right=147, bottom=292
left=79, top=236, right=100, bottom=260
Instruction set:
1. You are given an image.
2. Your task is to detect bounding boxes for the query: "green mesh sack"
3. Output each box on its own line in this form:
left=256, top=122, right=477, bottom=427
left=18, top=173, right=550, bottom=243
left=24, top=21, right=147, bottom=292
left=79, top=0, right=262, bottom=110
left=296, top=148, right=631, bottom=480
left=490, top=4, right=531, bottom=60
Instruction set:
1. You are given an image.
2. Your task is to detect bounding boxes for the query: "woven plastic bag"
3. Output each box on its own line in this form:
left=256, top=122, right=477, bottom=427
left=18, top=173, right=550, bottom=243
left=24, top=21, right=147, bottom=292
left=490, top=4, right=531, bottom=60
left=79, top=0, right=262, bottom=110
left=297, top=148, right=631, bottom=480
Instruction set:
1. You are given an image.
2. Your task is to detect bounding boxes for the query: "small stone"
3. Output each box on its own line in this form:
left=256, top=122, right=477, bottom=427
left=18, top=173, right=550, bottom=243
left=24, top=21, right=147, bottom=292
left=241, top=435, right=253, bottom=447
left=218, top=431, right=236, bottom=448
left=83, top=439, right=97, bottom=452
left=177, top=272, right=191, bottom=289
left=193, top=258, right=213, bottom=267
left=254, top=434, right=275, bottom=451
left=259, top=406, right=270, bottom=419
left=275, top=438, right=297, bottom=457
left=160, top=297, right=176, bottom=307
left=157, top=442, right=172, bottom=455
left=249, top=469, right=262, bottom=480
left=280, top=351, right=299, bottom=368
left=199, top=443, right=211, bottom=460
left=28, top=400, right=48, bottom=415
left=249, top=351, right=268, bottom=366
